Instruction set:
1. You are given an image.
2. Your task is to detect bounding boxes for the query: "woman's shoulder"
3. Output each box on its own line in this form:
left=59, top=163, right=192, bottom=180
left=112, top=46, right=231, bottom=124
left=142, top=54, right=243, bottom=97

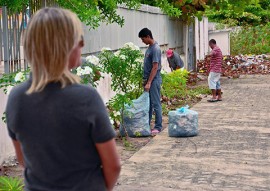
left=9, top=80, right=31, bottom=98
left=64, top=83, right=101, bottom=101
left=67, top=83, right=97, bottom=94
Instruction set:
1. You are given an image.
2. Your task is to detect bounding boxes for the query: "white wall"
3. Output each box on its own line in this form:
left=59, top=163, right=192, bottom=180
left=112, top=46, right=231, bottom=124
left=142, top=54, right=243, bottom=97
left=195, top=17, right=209, bottom=60
left=0, top=90, right=15, bottom=165
left=82, top=5, right=184, bottom=55
left=209, top=30, right=230, bottom=55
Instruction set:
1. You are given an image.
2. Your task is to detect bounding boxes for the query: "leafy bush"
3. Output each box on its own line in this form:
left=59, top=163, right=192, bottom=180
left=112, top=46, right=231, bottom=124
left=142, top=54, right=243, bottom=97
left=161, top=69, right=211, bottom=115
left=0, top=176, right=24, bottom=191
left=230, top=24, right=270, bottom=55
left=99, top=42, right=144, bottom=124
left=72, top=56, right=101, bottom=87
left=161, top=69, right=189, bottom=99
left=0, top=69, right=30, bottom=94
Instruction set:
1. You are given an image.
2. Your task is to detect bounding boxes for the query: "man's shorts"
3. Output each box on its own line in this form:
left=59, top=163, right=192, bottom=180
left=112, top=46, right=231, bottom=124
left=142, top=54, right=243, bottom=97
left=208, top=72, right=221, bottom=90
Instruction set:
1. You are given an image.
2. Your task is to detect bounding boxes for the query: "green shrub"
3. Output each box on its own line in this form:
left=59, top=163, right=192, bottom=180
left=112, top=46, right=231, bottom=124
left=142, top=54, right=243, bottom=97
left=230, top=24, right=270, bottom=55
left=99, top=43, right=144, bottom=125
left=0, top=176, right=24, bottom=191
left=161, top=69, right=189, bottom=99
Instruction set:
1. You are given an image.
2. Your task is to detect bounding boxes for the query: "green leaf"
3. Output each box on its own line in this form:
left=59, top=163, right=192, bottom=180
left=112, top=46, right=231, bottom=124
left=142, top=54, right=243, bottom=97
left=0, top=176, right=24, bottom=191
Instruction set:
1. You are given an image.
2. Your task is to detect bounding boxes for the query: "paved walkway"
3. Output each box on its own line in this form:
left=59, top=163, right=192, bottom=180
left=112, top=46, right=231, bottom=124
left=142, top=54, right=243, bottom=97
left=115, top=75, right=270, bottom=191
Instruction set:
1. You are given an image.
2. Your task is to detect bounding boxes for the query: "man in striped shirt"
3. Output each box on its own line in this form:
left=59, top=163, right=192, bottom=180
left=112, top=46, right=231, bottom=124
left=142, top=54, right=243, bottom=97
left=208, top=39, right=223, bottom=102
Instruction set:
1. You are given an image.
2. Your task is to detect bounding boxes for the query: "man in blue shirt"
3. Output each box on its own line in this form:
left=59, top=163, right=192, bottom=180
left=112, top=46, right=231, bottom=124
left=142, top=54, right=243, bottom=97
left=138, top=28, right=162, bottom=134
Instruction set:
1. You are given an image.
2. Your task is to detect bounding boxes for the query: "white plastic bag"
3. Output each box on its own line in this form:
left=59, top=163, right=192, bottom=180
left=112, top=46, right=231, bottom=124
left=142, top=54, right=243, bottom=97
left=168, top=105, right=198, bottom=137
left=120, top=92, right=151, bottom=137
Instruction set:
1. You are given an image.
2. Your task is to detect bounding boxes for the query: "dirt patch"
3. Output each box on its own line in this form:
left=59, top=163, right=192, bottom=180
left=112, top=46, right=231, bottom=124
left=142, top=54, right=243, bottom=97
left=0, top=157, right=23, bottom=178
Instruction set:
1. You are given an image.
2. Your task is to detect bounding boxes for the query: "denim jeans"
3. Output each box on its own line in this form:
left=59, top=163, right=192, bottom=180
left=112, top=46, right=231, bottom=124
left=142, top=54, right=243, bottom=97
left=149, top=78, right=162, bottom=131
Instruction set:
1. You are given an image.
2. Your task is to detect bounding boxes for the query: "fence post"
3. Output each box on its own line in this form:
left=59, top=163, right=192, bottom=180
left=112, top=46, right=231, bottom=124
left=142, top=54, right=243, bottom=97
left=2, top=6, right=9, bottom=73
left=42, top=0, right=46, bottom=7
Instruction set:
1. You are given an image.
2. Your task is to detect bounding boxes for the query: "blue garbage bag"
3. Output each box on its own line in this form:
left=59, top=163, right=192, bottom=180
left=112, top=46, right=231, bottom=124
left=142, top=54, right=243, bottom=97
left=168, top=105, right=198, bottom=137
left=120, top=92, right=151, bottom=137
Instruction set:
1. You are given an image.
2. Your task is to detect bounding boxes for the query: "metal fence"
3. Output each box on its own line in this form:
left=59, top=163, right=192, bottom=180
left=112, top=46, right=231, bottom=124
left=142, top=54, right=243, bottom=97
left=0, top=0, right=56, bottom=74
left=0, top=6, right=28, bottom=73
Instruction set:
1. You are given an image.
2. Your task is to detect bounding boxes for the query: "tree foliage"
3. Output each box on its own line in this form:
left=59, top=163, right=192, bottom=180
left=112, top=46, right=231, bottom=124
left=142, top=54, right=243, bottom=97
left=140, top=0, right=270, bottom=26
left=230, top=24, right=270, bottom=55
left=1, top=0, right=269, bottom=28
left=0, top=0, right=142, bottom=28
left=206, top=0, right=270, bottom=26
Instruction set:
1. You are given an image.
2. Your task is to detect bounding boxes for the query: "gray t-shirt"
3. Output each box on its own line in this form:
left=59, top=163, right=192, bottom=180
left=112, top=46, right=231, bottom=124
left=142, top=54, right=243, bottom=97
left=167, top=52, right=184, bottom=70
left=6, top=78, right=116, bottom=191
left=143, top=41, right=162, bottom=81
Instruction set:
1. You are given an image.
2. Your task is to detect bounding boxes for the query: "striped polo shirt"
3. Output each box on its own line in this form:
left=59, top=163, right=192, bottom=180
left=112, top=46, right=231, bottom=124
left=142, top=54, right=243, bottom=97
left=210, top=46, right=223, bottom=73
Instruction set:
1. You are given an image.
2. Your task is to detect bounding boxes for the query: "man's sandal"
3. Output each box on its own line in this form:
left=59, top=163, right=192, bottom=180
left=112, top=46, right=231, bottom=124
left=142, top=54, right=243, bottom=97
left=207, top=99, right=218, bottom=102
left=151, top=129, right=160, bottom=135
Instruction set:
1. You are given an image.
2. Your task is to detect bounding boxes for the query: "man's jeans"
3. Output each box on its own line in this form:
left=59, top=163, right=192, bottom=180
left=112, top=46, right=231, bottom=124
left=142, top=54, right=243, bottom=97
left=149, top=78, right=162, bottom=131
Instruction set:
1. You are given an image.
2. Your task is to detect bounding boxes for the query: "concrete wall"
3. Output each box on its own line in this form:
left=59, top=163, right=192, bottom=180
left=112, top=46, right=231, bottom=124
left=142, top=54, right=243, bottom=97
left=82, top=5, right=184, bottom=55
left=209, top=30, right=230, bottom=55
left=195, top=19, right=231, bottom=60
left=195, top=17, right=209, bottom=60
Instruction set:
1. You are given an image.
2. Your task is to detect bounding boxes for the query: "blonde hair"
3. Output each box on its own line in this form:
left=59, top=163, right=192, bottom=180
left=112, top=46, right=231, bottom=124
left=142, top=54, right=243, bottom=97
left=23, top=7, right=83, bottom=94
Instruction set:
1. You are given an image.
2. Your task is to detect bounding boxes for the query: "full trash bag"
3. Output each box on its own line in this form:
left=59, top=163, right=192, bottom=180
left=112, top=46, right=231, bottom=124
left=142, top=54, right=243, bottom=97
left=168, top=105, right=198, bottom=137
left=120, top=92, right=151, bottom=137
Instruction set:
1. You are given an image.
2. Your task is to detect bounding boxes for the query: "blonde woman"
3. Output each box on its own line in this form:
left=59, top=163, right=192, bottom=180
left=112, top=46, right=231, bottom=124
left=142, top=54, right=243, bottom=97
left=6, top=7, right=120, bottom=191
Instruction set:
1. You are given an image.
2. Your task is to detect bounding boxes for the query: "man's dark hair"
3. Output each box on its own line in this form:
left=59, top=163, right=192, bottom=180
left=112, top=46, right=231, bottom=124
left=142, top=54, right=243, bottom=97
left=138, top=28, right=153, bottom=39
left=209, top=39, right=216, bottom=44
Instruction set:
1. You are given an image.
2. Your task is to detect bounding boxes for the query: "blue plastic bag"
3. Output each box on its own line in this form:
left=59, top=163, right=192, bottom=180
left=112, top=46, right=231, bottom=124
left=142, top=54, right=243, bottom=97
left=120, top=92, right=151, bottom=137
left=168, top=105, right=198, bottom=137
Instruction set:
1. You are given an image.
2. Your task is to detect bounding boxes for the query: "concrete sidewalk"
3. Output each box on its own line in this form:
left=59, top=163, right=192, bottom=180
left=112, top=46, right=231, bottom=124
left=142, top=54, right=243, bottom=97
left=115, top=75, right=270, bottom=191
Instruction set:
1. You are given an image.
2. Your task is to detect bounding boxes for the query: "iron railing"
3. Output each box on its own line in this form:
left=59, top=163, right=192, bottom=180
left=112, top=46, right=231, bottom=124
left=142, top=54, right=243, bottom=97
left=0, top=0, right=56, bottom=74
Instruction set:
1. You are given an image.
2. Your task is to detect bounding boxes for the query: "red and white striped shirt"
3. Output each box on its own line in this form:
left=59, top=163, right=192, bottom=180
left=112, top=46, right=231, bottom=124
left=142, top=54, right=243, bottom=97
left=210, top=46, right=223, bottom=73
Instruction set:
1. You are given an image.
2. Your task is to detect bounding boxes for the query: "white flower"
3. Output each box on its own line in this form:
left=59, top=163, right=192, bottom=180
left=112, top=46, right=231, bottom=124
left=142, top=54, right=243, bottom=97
left=6, top=85, right=14, bottom=95
left=76, top=66, right=83, bottom=76
left=134, top=45, right=140, bottom=50
left=114, top=50, right=121, bottom=57
left=85, top=55, right=99, bottom=65
left=119, top=55, right=126, bottom=60
left=113, top=111, right=121, bottom=117
left=76, top=66, right=93, bottom=76
left=83, top=66, right=93, bottom=75
left=161, top=70, right=167, bottom=74
left=14, top=72, right=25, bottom=82
left=101, top=47, right=111, bottom=52
left=109, top=117, right=114, bottom=125
left=123, top=42, right=140, bottom=50
left=135, top=57, right=144, bottom=63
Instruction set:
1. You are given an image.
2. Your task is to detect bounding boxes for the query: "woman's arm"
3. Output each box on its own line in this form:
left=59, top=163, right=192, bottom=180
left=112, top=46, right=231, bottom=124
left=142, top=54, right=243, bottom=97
left=12, top=140, right=25, bottom=167
left=96, top=139, right=121, bottom=191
